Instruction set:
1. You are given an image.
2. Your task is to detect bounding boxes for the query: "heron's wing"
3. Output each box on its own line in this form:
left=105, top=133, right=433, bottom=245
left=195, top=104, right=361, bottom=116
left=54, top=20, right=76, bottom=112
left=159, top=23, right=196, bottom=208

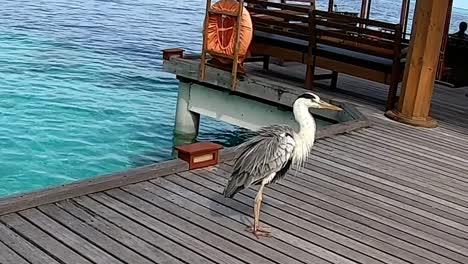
left=223, top=124, right=295, bottom=197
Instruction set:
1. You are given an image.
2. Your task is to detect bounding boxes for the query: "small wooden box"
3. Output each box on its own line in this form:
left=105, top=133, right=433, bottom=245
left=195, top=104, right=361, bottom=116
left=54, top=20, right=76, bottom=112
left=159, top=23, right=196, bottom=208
left=162, top=48, right=184, bottom=60
left=175, top=142, right=223, bottom=170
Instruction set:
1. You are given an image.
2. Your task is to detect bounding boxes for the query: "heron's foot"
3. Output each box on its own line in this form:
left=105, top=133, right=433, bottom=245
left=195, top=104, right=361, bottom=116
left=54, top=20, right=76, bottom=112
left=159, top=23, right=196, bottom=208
left=246, top=225, right=271, bottom=238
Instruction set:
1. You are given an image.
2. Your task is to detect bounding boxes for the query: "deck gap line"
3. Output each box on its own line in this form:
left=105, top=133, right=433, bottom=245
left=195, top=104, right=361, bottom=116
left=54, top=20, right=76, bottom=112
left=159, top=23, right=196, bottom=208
left=308, top=151, right=468, bottom=209
left=100, top=189, right=251, bottom=264
left=86, top=193, right=229, bottom=264
left=319, top=136, right=468, bottom=192
left=117, top=186, right=281, bottom=264
left=221, top=161, right=466, bottom=229
left=0, top=239, right=31, bottom=264
left=132, top=181, right=310, bottom=264
left=298, top=165, right=468, bottom=241
left=326, top=134, right=468, bottom=182
left=236, top=168, right=468, bottom=259
left=0, top=236, right=34, bottom=264
left=167, top=173, right=355, bottom=264
left=145, top=179, right=331, bottom=264
left=211, top=165, right=464, bottom=264
left=0, top=222, right=62, bottom=264
left=194, top=168, right=440, bottom=264
left=18, top=208, right=123, bottom=264
left=71, top=195, right=200, bottom=264
left=302, top=158, right=468, bottom=226
left=280, top=166, right=466, bottom=244
left=358, top=127, right=468, bottom=164
left=353, top=131, right=468, bottom=170
left=54, top=200, right=171, bottom=264
left=0, top=217, right=68, bottom=264
left=300, top=155, right=468, bottom=223
left=36, top=204, right=153, bottom=264
left=176, top=172, right=390, bottom=264
left=7, top=212, right=96, bottom=264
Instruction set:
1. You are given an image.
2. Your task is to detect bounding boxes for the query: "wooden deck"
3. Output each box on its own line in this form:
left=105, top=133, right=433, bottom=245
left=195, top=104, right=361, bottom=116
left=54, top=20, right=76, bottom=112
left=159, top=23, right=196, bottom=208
left=1, top=65, right=468, bottom=264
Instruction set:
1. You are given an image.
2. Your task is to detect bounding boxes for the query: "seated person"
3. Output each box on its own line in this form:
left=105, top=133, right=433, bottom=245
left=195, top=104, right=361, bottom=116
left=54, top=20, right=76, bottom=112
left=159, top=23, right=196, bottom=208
left=452, top=22, right=468, bottom=39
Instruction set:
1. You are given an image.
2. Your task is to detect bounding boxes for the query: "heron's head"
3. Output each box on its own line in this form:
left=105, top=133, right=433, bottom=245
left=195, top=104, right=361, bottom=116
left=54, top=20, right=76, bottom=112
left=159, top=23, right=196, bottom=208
left=294, top=92, right=343, bottom=111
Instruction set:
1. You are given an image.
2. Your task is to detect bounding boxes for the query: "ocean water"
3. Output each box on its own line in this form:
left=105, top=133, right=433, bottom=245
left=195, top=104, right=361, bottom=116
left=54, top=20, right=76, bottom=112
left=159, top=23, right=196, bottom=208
left=0, top=0, right=466, bottom=198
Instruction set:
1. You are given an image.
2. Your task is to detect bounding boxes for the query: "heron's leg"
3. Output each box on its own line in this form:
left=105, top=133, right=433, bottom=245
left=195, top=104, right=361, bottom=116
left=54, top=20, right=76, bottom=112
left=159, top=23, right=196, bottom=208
left=246, top=183, right=270, bottom=238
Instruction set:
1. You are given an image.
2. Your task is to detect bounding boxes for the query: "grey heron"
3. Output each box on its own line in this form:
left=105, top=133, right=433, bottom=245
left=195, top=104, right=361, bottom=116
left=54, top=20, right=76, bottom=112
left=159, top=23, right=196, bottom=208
left=223, top=92, right=342, bottom=238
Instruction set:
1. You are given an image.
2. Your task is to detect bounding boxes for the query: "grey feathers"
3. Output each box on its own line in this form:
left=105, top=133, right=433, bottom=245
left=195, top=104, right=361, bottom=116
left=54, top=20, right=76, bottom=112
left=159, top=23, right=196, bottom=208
left=223, top=124, right=296, bottom=198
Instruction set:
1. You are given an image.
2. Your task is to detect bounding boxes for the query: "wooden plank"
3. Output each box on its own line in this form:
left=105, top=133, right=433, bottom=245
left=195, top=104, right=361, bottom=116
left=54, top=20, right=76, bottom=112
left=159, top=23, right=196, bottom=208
left=313, top=142, right=468, bottom=222
left=122, top=183, right=303, bottom=264
left=320, top=133, right=468, bottom=192
left=324, top=134, right=468, bottom=193
left=170, top=172, right=381, bottom=264
left=311, top=143, right=466, bottom=206
left=0, top=223, right=60, bottom=264
left=365, top=122, right=468, bottom=161
left=38, top=204, right=156, bottom=264
left=211, top=165, right=464, bottom=264
left=18, top=208, right=125, bottom=264
left=194, top=166, right=442, bottom=264
left=72, top=195, right=214, bottom=264
left=364, top=125, right=468, bottom=163
left=350, top=125, right=467, bottom=174
left=105, top=188, right=274, bottom=264
left=88, top=192, right=245, bottom=264
left=302, top=157, right=468, bottom=242
left=0, top=240, right=29, bottom=264
left=0, top=213, right=93, bottom=264
left=0, top=158, right=189, bottom=216
left=213, top=163, right=468, bottom=263
left=146, top=178, right=328, bottom=264
left=56, top=199, right=183, bottom=264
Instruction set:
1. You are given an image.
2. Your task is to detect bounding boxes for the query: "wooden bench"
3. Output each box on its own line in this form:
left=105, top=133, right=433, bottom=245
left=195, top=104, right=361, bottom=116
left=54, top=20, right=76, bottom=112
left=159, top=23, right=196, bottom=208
left=246, top=1, right=407, bottom=110
left=308, top=10, right=407, bottom=110
left=245, top=0, right=335, bottom=84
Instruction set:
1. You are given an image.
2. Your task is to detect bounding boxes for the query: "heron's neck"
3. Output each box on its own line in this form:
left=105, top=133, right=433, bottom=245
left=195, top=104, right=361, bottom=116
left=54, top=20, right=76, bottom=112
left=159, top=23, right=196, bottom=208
left=294, top=103, right=316, bottom=137
left=292, top=102, right=316, bottom=167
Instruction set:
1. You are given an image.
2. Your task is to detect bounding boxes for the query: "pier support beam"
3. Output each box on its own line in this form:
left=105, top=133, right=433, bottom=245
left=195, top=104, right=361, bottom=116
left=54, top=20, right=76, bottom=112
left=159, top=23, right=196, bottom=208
left=174, top=81, right=200, bottom=141
left=385, top=0, right=450, bottom=128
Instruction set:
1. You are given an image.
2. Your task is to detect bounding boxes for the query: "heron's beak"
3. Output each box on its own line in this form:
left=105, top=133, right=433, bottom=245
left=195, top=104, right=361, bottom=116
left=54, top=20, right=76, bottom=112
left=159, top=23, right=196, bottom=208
left=318, top=100, right=343, bottom=111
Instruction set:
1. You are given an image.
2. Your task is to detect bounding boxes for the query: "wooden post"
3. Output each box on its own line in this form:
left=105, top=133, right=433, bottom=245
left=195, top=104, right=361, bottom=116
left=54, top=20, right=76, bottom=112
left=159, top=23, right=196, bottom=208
left=385, top=0, right=450, bottom=128
left=436, top=0, right=453, bottom=80
left=360, top=0, right=368, bottom=19
left=328, top=0, right=334, bottom=12
left=400, top=0, right=410, bottom=38
left=365, top=0, right=372, bottom=19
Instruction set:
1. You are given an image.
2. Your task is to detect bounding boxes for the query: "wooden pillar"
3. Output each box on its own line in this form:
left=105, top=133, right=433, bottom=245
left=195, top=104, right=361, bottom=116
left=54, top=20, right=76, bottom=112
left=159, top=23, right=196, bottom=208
left=328, top=0, right=334, bottom=12
left=360, top=0, right=368, bottom=19
left=385, top=0, right=450, bottom=128
left=365, top=0, right=372, bottom=19
left=436, top=0, right=453, bottom=80
left=400, top=0, right=410, bottom=38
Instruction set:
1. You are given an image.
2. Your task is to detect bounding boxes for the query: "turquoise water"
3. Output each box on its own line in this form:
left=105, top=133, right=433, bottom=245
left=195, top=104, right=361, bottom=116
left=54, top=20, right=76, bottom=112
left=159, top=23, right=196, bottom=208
left=0, top=0, right=467, bottom=198
left=0, top=0, right=251, bottom=198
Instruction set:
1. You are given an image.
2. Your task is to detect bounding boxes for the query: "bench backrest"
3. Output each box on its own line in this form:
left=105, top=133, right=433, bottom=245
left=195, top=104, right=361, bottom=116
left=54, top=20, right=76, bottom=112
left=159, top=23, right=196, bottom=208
left=310, top=10, right=405, bottom=59
left=245, top=0, right=312, bottom=41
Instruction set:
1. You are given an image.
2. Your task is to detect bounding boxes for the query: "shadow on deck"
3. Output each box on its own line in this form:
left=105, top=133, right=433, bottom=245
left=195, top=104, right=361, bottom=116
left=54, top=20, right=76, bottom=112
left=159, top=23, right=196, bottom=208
left=0, top=64, right=468, bottom=264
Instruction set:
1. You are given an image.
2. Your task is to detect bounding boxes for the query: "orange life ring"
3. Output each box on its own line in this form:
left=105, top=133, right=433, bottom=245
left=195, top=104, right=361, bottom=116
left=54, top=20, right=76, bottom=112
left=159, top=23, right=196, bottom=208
left=206, top=0, right=253, bottom=65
